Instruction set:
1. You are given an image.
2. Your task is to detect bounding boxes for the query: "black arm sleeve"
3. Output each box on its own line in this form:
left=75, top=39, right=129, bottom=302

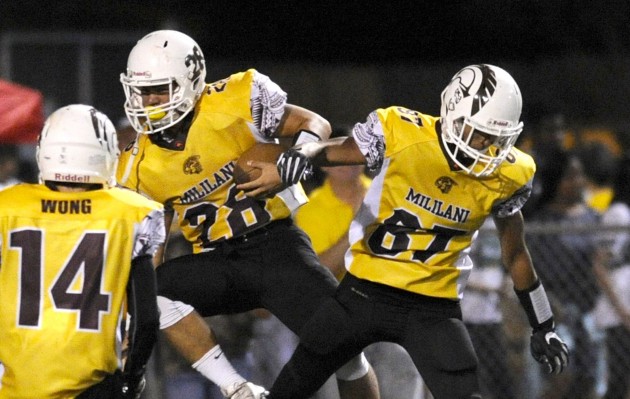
left=123, top=255, right=159, bottom=382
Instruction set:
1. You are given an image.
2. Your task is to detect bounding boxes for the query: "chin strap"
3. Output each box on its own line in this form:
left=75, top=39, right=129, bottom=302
left=118, top=132, right=140, bottom=186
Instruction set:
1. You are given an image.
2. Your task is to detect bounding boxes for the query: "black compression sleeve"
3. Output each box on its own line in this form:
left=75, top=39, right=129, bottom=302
left=123, top=255, right=159, bottom=382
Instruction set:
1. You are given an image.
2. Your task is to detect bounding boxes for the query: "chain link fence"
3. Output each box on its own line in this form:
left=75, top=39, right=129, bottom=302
left=462, top=221, right=630, bottom=399
left=143, top=221, right=630, bottom=399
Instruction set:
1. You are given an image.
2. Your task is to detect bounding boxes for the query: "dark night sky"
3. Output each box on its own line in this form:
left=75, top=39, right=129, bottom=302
left=2, top=0, right=630, bottom=65
left=3, top=0, right=630, bottom=133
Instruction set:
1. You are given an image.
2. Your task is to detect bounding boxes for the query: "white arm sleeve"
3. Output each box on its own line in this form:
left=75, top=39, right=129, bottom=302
left=250, top=70, right=288, bottom=140
left=352, top=111, right=385, bottom=173
left=492, top=182, right=532, bottom=218
left=132, top=208, right=166, bottom=259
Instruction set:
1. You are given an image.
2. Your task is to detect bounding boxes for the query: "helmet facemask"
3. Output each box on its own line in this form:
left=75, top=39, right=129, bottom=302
left=442, top=115, right=523, bottom=177
left=122, top=79, right=193, bottom=134
left=440, top=64, right=524, bottom=177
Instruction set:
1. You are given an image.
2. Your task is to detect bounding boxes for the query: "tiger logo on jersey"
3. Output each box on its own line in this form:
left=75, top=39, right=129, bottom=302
left=435, top=176, right=457, bottom=194
left=184, top=155, right=203, bottom=175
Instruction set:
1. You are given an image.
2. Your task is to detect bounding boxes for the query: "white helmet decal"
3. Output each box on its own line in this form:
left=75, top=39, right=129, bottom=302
left=445, top=65, right=498, bottom=120
left=185, top=46, right=205, bottom=86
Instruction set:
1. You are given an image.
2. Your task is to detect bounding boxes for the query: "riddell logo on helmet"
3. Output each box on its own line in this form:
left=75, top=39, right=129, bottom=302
left=55, top=174, right=91, bottom=182
left=131, top=71, right=152, bottom=78
left=487, top=119, right=510, bottom=127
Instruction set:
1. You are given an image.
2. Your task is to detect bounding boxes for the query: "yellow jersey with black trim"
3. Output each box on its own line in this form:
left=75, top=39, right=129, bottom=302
left=0, top=183, right=164, bottom=399
left=117, top=69, right=307, bottom=253
left=346, top=106, right=535, bottom=300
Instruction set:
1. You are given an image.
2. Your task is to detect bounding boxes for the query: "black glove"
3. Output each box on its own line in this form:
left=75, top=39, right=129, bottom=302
left=276, top=148, right=312, bottom=185
left=530, top=328, right=569, bottom=375
left=121, top=373, right=146, bottom=399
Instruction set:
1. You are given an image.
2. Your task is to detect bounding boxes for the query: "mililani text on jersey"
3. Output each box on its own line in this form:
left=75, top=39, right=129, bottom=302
left=180, top=161, right=234, bottom=204
left=405, top=187, right=471, bottom=223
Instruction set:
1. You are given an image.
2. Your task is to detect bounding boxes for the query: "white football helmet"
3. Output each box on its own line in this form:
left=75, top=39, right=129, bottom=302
left=120, top=30, right=206, bottom=134
left=37, top=104, right=119, bottom=187
left=440, top=64, right=523, bottom=177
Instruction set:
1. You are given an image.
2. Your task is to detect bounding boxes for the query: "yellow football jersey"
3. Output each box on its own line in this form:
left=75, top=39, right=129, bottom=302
left=0, top=184, right=164, bottom=399
left=117, top=69, right=306, bottom=253
left=346, top=107, right=535, bottom=300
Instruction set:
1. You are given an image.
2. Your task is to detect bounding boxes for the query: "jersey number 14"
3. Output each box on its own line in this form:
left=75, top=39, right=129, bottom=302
left=10, top=229, right=110, bottom=331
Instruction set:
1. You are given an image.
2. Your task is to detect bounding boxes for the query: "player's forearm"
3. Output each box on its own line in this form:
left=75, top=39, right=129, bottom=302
left=494, top=212, right=537, bottom=290
left=507, top=250, right=538, bottom=291
left=300, top=137, right=365, bottom=167
left=277, top=137, right=366, bottom=187
left=125, top=256, right=159, bottom=380
left=276, top=104, right=332, bottom=141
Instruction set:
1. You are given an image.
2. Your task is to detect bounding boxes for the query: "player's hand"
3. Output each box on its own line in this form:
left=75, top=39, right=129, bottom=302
left=121, top=374, right=146, bottom=399
left=530, top=328, right=569, bottom=374
left=237, top=160, right=285, bottom=198
left=276, top=149, right=312, bottom=186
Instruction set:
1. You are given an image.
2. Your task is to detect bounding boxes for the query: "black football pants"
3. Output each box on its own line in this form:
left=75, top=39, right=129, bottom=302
left=268, top=273, right=482, bottom=399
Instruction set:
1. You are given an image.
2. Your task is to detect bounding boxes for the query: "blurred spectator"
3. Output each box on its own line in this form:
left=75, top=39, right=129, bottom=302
left=0, top=144, right=21, bottom=190
left=295, top=163, right=369, bottom=280
left=521, top=114, right=568, bottom=219
left=527, top=148, right=602, bottom=398
left=593, top=152, right=630, bottom=399
left=576, top=141, right=619, bottom=214
left=462, top=219, right=518, bottom=399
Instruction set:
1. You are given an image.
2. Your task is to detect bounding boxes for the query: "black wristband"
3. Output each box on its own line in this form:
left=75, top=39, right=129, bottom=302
left=515, top=279, right=554, bottom=332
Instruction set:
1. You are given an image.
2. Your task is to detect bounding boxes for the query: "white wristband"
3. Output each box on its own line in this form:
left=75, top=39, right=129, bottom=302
left=515, top=280, right=553, bottom=329
left=293, top=130, right=321, bottom=146
left=528, top=283, right=553, bottom=325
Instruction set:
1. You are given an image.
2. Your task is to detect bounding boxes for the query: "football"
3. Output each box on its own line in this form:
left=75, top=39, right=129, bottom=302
left=233, top=142, right=285, bottom=184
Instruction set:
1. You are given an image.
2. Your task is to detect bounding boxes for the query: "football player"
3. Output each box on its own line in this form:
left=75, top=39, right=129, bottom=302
left=242, top=64, right=570, bottom=399
left=117, top=30, right=379, bottom=399
left=0, top=104, right=164, bottom=398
